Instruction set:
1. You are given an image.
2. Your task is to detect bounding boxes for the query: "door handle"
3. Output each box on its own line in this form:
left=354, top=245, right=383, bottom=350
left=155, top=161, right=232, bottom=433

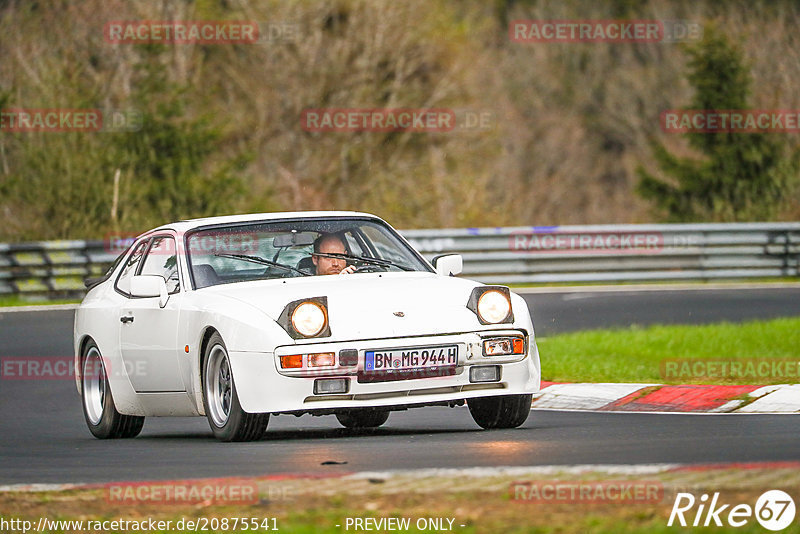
left=120, top=315, right=134, bottom=324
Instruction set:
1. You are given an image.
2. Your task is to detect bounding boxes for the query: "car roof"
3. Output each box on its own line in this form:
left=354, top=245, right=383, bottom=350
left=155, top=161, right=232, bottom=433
left=146, top=211, right=384, bottom=236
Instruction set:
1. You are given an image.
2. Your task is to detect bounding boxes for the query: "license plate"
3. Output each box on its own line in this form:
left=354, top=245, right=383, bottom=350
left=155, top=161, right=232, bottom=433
left=360, top=345, right=459, bottom=383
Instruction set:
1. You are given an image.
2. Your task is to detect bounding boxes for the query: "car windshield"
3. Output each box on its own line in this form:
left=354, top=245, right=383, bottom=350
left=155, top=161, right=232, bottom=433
left=186, top=217, right=432, bottom=289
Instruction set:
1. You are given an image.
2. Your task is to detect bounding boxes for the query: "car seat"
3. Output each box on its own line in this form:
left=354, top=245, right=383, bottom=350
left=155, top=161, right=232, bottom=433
left=193, top=264, right=221, bottom=288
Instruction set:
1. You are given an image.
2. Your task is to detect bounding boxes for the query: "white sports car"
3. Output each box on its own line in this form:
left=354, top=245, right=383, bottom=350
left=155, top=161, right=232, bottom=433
left=74, top=212, right=540, bottom=441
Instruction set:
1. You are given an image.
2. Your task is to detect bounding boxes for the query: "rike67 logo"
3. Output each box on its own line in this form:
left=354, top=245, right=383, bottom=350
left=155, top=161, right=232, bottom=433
left=668, top=490, right=796, bottom=531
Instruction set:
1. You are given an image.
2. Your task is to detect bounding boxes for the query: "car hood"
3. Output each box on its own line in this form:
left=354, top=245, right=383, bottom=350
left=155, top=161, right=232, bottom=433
left=202, top=272, right=489, bottom=341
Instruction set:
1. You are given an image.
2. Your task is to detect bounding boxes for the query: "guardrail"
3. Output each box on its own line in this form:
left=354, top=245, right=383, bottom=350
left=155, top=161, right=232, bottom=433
left=404, top=223, right=800, bottom=284
left=0, top=240, right=118, bottom=296
left=1, top=223, right=798, bottom=298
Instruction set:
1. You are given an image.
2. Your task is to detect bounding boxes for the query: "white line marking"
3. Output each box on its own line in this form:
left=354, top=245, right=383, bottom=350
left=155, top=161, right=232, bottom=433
left=345, top=464, right=680, bottom=480
left=560, top=293, right=601, bottom=301
left=0, top=483, right=79, bottom=492
left=3, top=460, right=795, bottom=492
left=514, top=282, right=800, bottom=295
left=0, top=304, right=79, bottom=313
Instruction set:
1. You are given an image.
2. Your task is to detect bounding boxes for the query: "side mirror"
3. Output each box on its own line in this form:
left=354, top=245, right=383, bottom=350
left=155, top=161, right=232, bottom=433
left=433, top=254, right=463, bottom=276
left=130, top=275, right=169, bottom=308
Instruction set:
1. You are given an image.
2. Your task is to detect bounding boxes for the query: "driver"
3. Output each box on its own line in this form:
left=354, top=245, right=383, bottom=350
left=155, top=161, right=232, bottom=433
left=312, top=233, right=356, bottom=275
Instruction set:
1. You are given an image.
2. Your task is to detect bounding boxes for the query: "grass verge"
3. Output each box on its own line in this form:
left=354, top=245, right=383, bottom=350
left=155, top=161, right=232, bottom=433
left=537, top=317, right=800, bottom=385
left=1, top=466, right=798, bottom=533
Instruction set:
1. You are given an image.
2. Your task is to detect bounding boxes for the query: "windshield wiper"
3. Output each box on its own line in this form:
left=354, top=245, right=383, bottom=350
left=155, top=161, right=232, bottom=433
left=213, top=253, right=310, bottom=276
left=312, top=252, right=414, bottom=271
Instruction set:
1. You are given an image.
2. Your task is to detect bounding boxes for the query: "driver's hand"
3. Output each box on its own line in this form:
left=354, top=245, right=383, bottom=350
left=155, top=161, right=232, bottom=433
left=339, top=265, right=357, bottom=275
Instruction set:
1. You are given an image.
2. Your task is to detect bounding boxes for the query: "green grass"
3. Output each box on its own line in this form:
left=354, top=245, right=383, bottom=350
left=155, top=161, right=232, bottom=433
left=0, top=295, right=80, bottom=307
left=8, top=490, right=800, bottom=534
left=538, top=317, right=800, bottom=384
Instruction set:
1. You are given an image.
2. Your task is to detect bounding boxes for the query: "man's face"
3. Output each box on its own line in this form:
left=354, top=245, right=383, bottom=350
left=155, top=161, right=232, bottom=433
left=312, top=236, right=348, bottom=275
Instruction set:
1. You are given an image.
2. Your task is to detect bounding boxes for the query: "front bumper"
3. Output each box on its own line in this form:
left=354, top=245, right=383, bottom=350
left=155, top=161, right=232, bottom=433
left=228, top=330, right=541, bottom=414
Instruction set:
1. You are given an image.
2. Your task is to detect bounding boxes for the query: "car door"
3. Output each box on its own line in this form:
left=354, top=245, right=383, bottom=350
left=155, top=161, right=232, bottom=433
left=117, top=235, right=185, bottom=392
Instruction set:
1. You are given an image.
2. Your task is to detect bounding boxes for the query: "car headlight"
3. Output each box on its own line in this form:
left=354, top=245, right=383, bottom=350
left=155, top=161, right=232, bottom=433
left=291, top=301, right=327, bottom=337
left=278, top=297, right=331, bottom=339
left=467, top=286, right=514, bottom=324
left=477, top=290, right=511, bottom=324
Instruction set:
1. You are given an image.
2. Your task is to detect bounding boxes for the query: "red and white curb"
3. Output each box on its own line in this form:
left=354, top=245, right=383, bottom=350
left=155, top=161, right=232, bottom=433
left=533, top=382, right=800, bottom=413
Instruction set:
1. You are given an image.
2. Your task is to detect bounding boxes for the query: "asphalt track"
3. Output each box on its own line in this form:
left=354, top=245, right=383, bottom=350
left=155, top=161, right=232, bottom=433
left=1, top=286, right=799, bottom=484
left=520, top=285, right=800, bottom=335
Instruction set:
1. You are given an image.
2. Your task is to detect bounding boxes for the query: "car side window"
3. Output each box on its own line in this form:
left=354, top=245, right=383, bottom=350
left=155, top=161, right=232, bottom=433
left=140, top=236, right=181, bottom=294
left=115, top=241, right=148, bottom=296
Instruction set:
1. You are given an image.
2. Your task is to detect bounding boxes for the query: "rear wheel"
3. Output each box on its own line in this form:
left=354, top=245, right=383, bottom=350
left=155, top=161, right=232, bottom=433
left=81, top=342, right=144, bottom=439
left=467, top=394, right=532, bottom=429
left=202, top=332, right=269, bottom=442
left=335, top=409, right=390, bottom=429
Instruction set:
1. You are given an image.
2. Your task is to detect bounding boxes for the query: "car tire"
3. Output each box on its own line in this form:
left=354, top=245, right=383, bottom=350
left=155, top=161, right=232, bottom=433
left=202, top=332, right=269, bottom=442
left=335, top=409, right=390, bottom=429
left=467, top=394, right=532, bottom=429
left=81, top=341, right=145, bottom=439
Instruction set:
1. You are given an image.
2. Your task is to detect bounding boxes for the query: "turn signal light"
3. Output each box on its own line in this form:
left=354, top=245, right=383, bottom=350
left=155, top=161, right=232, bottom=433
left=280, top=354, right=303, bottom=369
left=482, top=336, right=526, bottom=357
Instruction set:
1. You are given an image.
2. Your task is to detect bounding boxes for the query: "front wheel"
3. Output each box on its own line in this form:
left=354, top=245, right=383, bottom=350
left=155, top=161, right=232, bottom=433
left=202, top=332, right=269, bottom=442
left=467, top=394, right=532, bottom=429
left=81, top=342, right=144, bottom=439
left=335, top=409, right=390, bottom=429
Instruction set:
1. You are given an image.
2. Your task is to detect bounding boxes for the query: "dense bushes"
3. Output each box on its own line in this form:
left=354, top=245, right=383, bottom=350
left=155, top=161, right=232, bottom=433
left=0, top=0, right=798, bottom=240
